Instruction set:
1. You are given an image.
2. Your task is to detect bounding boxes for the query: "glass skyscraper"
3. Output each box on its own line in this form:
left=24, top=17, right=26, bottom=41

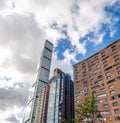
left=23, top=40, right=53, bottom=123
left=47, top=69, right=74, bottom=123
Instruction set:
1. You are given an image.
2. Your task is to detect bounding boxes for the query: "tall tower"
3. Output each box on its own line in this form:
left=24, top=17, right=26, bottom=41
left=47, top=69, right=74, bottom=123
left=23, top=40, right=53, bottom=123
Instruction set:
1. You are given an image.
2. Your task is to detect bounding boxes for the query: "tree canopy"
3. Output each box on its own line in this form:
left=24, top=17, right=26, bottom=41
left=75, top=94, right=102, bottom=123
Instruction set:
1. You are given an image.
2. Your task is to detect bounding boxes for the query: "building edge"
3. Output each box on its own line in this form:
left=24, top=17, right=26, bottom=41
left=73, top=38, right=120, bottom=67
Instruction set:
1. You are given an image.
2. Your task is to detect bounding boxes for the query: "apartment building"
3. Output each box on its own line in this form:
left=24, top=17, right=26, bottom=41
left=74, top=39, right=120, bottom=122
left=35, top=85, right=50, bottom=123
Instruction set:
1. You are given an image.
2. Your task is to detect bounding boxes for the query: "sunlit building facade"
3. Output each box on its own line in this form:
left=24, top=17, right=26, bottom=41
left=47, top=69, right=74, bottom=123
left=74, top=39, right=120, bottom=123
left=35, top=85, right=50, bottom=123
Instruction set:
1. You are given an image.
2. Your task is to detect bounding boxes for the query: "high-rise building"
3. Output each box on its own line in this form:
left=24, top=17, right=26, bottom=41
left=74, top=39, right=120, bottom=123
left=35, top=85, right=50, bottom=123
left=23, top=40, right=53, bottom=123
left=47, top=69, right=74, bottom=123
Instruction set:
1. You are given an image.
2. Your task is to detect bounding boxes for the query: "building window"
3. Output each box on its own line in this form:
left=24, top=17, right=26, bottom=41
left=83, top=81, right=87, bottom=84
left=115, top=58, right=120, bottom=62
left=111, top=94, right=120, bottom=100
left=84, top=85, right=88, bottom=88
left=76, top=96, right=80, bottom=98
left=117, top=66, right=120, bottom=71
left=114, top=109, right=120, bottom=114
left=85, top=93, right=89, bottom=96
left=103, top=61, right=108, bottom=68
left=90, top=79, right=94, bottom=82
left=94, top=79, right=103, bottom=84
left=107, top=79, right=115, bottom=84
left=100, top=88, right=105, bottom=92
left=96, top=93, right=106, bottom=98
left=101, top=52, right=106, bottom=58
left=118, top=71, right=120, bottom=75
left=110, top=90, right=115, bottom=94
left=115, top=76, right=120, bottom=80
left=106, top=76, right=111, bottom=80
left=113, top=102, right=118, bottom=106
left=83, top=72, right=86, bottom=76
left=105, top=71, right=110, bottom=76
left=117, top=67, right=120, bottom=75
left=103, top=104, right=109, bottom=108
left=114, top=54, right=119, bottom=59
left=98, top=75, right=102, bottom=79
left=76, top=100, right=80, bottom=103
left=97, top=118, right=106, bottom=122
left=96, top=65, right=100, bottom=68
left=115, top=116, right=120, bottom=121
left=111, top=45, right=117, bottom=52
left=91, top=85, right=100, bottom=90
left=95, top=100, right=102, bottom=104
left=100, top=110, right=110, bottom=114
left=111, top=45, right=116, bottom=49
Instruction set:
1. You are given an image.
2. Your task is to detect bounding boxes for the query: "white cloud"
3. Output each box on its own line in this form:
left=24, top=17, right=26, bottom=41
left=0, top=13, right=45, bottom=122
left=50, top=53, right=73, bottom=78
left=0, top=0, right=119, bottom=122
left=0, top=0, right=7, bottom=10
left=62, top=49, right=76, bottom=63
left=0, top=13, right=46, bottom=74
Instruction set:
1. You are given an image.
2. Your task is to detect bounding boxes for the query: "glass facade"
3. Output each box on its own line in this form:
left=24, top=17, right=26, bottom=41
left=27, top=40, right=53, bottom=123
left=47, top=69, right=74, bottom=123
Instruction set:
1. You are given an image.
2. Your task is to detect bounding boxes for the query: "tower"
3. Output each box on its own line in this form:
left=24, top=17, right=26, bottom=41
left=47, top=69, right=74, bottom=123
left=23, top=40, right=53, bottom=123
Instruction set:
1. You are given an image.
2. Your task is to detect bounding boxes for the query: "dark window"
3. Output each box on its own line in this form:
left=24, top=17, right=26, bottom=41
left=111, top=94, right=120, bottom=100
left=85, top=93, right=89, bottom=96
left=103, top=104, right=109, bottom=108
left=100, top=88, right=105, bottom=92
left=114, top=109, right=120, bottom=114
left=106, top=76, right=111, bottom=80
left=115, top=58, right=120, bottom=62
left=110, top=90, right=115, bottom=94
left=91, top=85, right=100, bottom=90
left=111, top=45, right=116, bottom=49
left=112, top=102, right=118, bottom=106
left=95, top=100, right=102, bottom=104
left=115, top=116, right=120, bottom=121
left=115, top=76, right=120, bottom=80
left=83, top=81, right=87, bottom=84
left=98, top=75, right=102, bottom=79
left=107, top=79, right=115, bottom=84
left=114, top=54, right=119, bottom=59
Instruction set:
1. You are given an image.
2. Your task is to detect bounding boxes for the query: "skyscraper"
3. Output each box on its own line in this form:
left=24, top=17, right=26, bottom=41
left=47, top=69, right=74, bottom=123
left=74, top=39, right=120, bottom=122
left=23, top=40, right=53, bottom=123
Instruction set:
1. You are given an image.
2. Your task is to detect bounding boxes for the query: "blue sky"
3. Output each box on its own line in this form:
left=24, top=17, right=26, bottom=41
left=0, top=0, right=120, bottom=123
left=55, top=1, right=120, bottom=64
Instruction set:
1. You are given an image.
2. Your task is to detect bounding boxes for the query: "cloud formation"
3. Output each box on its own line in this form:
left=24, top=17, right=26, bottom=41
left=0, top=13, right=46, bottom=74
left=0, top=0, right=119, bottom=122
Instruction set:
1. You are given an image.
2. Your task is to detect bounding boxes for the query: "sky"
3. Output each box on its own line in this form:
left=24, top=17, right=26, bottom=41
left=0, top=0, right=120, bottom=122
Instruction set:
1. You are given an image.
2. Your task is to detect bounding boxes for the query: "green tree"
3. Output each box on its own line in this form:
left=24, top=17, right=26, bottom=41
left=75, top=94, right=102, bottom=123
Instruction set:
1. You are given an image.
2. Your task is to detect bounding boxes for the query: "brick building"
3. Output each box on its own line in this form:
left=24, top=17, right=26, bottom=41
left=35, top=85, right=50, bottom=123
left=74, top=39, right=120, bottom=122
